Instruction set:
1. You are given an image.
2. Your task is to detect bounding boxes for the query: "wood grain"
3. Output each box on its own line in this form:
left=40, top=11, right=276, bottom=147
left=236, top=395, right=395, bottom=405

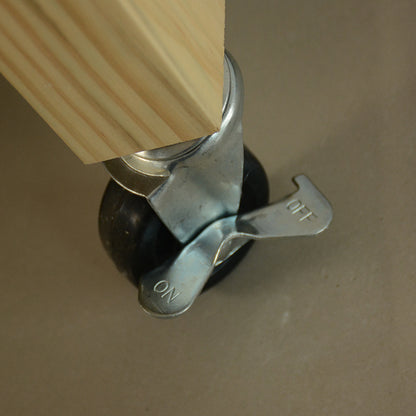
left=0, top=0, right=225, bottom=163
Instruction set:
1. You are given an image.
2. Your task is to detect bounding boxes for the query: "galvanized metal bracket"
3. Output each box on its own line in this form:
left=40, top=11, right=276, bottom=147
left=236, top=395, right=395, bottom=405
left=139, top=175, right=333, bottom=318
left=102, top=51, right=333, bottom=318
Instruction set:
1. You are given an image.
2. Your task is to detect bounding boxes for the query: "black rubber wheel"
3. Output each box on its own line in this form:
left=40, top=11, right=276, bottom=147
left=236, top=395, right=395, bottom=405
left=99, top=147, right=269, bottom=290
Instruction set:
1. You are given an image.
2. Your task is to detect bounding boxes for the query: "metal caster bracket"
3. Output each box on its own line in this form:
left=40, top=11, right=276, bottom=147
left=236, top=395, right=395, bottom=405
left=101, top=51, right=333, bottom=318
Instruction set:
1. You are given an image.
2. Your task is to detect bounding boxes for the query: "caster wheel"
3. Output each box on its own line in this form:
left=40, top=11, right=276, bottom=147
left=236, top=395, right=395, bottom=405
left=99, top=147, right=269, bottom=290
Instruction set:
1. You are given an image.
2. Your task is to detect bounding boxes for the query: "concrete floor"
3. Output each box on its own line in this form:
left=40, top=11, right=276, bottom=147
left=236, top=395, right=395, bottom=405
left=1, top=1, right=415, bottom=414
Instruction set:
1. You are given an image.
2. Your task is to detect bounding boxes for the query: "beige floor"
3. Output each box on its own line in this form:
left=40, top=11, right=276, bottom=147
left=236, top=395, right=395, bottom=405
left=1, top=1, right=415, bottom=415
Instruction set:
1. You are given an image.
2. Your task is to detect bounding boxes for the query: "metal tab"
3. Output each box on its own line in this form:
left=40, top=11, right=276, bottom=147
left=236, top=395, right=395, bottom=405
left=138, top=175, right=333, bottom=318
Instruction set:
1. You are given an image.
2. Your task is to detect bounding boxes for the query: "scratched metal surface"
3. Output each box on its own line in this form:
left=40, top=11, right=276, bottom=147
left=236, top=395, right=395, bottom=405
left=0, top=1, right=415, bottom=414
